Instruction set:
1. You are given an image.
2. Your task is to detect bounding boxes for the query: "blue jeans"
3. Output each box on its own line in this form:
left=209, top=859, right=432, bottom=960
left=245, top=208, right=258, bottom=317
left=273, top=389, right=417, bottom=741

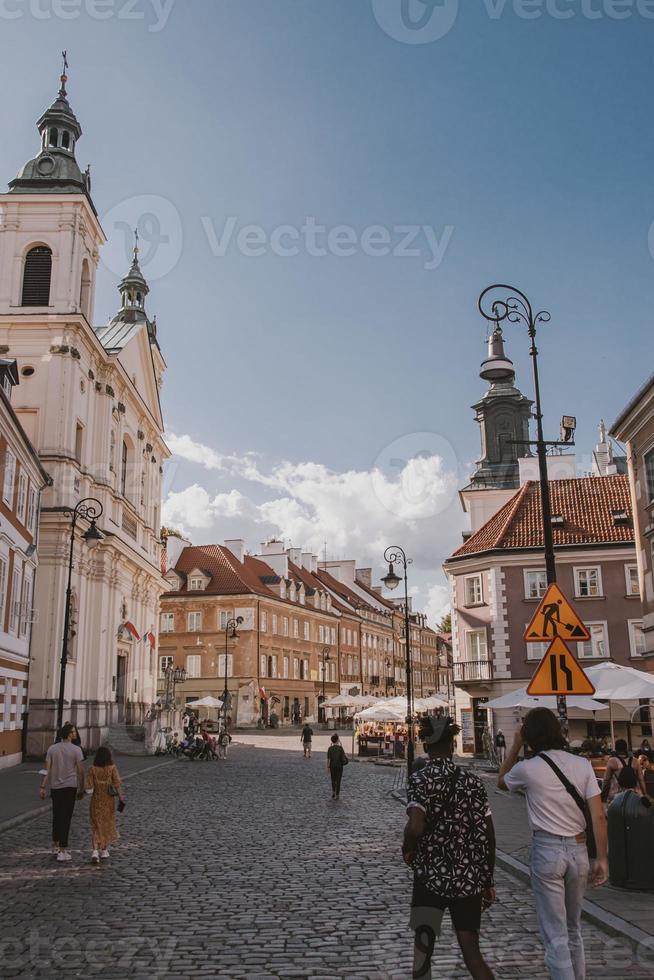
left=530, top=831, right=589, bottom=980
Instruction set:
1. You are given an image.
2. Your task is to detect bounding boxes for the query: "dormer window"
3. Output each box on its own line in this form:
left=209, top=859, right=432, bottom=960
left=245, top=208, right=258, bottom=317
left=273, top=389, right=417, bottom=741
left=189, top=577, right=205, bottom=591
left=550, top=514, right=565, bottom=527
left=612, top=509, right=631, bottom=527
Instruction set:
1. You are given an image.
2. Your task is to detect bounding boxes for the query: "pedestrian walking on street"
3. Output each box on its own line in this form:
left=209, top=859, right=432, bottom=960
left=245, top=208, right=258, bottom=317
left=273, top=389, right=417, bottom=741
left=85, top=746, right=125, bottom=864
left=301, top=722, right=314, bottom=758
left=403, top=715, right=496, bottom=980
left=494, top=730, right=506, bottom=765
left=218, top=729, right=232, bottom=759
left=499, top=708, right=608, bottom=980
left=327, top=733, right=348, bottom=799
left=39, top=722, right=85, bottom=863
left=601, top=739, right=645, bottom=803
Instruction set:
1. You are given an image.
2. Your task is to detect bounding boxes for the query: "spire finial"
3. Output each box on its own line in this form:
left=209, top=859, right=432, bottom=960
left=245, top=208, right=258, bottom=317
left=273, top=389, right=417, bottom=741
left=133, top=227, right=139, bottom=263
left=59, top=50, right=69, bottom=97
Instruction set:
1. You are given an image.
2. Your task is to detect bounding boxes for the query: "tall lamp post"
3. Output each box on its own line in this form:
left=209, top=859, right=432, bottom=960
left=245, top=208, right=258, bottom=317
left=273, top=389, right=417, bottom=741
left=320, top=645, right=330, bottom=723
left=57, top=497, right=104, bottom=732
left=478, top=284, right=575, bottom=731
left=382, top=545, right=414, bottom=781
left=385, top=658, right=391, bottom=696
left=162, top=664, right=187, bottom=709
left=222, top=617, right=243, bottom=732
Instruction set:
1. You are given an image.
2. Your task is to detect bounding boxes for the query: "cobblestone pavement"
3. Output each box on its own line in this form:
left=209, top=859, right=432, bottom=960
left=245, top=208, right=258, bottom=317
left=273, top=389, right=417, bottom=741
left=0, top=746, right=652, bottom=980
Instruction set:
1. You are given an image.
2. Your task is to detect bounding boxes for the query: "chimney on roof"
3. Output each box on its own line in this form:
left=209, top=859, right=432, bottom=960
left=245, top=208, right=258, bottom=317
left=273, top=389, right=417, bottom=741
left=311, top=555, right=318, bottom=574
left=288, top=547, right=302, bottom=566
left=224, top=539, right=245, bottom=563
left=355, top=567, right=372, bottom=588
left=260, top=539, right=285, bottom=556
left=301, top=552, right=313, bottom=571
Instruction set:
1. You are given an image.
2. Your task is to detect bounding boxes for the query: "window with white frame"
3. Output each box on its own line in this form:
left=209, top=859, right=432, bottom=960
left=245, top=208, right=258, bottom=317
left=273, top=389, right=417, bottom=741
left=293, top=657, right=300, bottom=679
left=465, top=629, right=488, bottom=661
left=628, top=620, right=647, bottom=658
left=159, top=655, right=174, bottom=678
left=19, top=572, right=32, bottom=637
left=283, top=616, right=289, bottom=637
left=217, top=654, right=233, bottom=677
left=189, top=577, right=205, bottom=591
left=272, top=613, right=278, bottom=634
left=8, top=565, right=21, bottom=634
left=270, top=655, right=278, bottom=678
left=260, top=654, right=267, bottom=677
left=16, top=472, right=27, bottom=525
left=318, top=624, right=324, bottom=643
left=2, top=450, right=15, bottom=507
left=26, top=487, right=37, bottom=535
left=575, top=567, right=601, bottom=598
left=330, top=662, right=336, bottom=682
left=526, top=639, right=549, bottom=661
left=625, top=565, right=640, bottom=597
left=645, top=449, right=654, bottom=501
left=219, top=610, right=234, bottom=630
left=187, top=611, right=202, bottom=632
left=293, top=618, right=299, bottom=639
left=186, top=654, right=201, bottom=678
left=0, top=555, right=7, bottom=629
left=303, top=621, right=310, bottom=641
left=303, top=658, right=309, bottom=679
left=261, top=610, right=267, bottom=632
left=160, top=612, right=174, bottom=632
left=331, top=627, right=336, bottom=645
left=341, top=626, right=346, bottom=643
left=283, top=656, right=289, bottom=679
left=524, top=569, right=547, bottom=600
left=577, top=623, right=608, bottom=659
left=464, top=574, right=483, bottom=606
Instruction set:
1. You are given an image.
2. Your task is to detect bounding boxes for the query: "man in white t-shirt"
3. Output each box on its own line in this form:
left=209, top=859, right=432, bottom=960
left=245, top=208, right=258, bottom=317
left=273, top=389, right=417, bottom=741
left=498, top=708, right=607, bottom=980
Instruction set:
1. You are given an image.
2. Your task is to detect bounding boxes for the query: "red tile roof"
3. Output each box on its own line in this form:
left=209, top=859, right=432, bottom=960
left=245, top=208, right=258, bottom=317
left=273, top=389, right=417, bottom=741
left=450, top=475, right=634, bottom=560
left=169, top=545, right=276, bottom=597
left=315, top=567, right=377, bottom=614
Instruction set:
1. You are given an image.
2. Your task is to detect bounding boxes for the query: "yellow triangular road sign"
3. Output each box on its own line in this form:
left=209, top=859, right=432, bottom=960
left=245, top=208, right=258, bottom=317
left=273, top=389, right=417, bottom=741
left=524, top=584, right=590, bottom=643
left=527, top=638, right=596, bottom=696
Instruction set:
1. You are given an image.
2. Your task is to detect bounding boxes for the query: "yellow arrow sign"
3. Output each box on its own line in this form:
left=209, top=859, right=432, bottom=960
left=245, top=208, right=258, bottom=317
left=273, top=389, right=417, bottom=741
left=524, top=583, right=591, bottom=643
left=527, top=637, right=596, bottom=696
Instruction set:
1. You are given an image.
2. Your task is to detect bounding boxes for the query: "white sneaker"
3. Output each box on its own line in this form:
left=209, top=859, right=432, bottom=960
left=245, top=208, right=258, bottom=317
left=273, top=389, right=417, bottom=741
left=99, top=849, right=110, bottom=859
left=56, top=850, right=72, bottom=863
left=91, top=850, right=100, bottom=864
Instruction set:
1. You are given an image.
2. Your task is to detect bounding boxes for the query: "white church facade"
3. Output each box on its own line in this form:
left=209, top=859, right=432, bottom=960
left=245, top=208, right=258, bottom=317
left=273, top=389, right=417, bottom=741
left=0, top=65, right=169, bottom=754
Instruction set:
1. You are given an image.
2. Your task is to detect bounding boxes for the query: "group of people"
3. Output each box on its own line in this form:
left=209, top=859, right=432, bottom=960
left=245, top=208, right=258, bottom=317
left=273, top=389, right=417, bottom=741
left=165, top=727, right=232, bottom=760
left=404, top=709, right=610, bottom=980
left=39, top=722, right=125, bottom=865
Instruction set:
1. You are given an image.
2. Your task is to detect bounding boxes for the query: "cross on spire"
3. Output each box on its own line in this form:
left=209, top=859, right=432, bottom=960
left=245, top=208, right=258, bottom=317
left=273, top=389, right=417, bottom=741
left=59, top=50, right=69, bottom=97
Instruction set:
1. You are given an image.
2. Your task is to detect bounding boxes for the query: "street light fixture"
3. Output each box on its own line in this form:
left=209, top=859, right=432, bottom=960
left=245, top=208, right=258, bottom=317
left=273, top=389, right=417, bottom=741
left=382, top=545, right=414, bottom=782
left=57, top=497, right=104, bottom=732
left=478, top=284, right=572, bottom=729
left=320, top=645, right=330, bottom=723
left=222, top=616, right=243, bottom=732
left=162, top=664, right=187, bottom=709
left=385, top=658, right=391, bottom=696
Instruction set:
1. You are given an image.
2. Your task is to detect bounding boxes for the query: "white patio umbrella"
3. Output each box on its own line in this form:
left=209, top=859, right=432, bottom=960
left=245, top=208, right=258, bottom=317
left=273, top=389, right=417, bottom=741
left=186, top=696, right=224, bottom=708
left=485, top=689, right=608, bottom=713
left=583, top=663, right=654, bottom=745
left=355, top=703, right=406, bottom=722
left=417, top=695, right=450, bottom=711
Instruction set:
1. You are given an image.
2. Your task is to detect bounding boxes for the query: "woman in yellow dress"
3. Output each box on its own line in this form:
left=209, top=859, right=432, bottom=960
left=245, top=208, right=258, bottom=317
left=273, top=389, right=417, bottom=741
left=85, top=746, right=125, bottom=864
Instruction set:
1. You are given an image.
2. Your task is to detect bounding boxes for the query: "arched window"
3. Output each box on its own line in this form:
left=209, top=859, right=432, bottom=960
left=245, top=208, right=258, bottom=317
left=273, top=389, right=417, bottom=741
left=79, top=259, right=91, bottom=319
left=48, top=128, right=58, bottom=147
left=61, top=131, right=70, bottom=150
left=21, top=246, right=52, bottom=306
left=120, top=441, right=129, bottom=497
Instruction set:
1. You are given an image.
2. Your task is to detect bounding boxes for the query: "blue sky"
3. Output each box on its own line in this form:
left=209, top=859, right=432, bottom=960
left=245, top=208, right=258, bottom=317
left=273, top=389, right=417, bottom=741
left=2, top=1, right=653, bottom=620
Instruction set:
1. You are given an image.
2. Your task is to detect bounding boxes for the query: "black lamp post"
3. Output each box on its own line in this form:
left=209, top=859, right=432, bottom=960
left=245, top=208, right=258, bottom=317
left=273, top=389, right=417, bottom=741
left=320, top=645, right=330, bottom=722
left=56, top=497, right=104, bottom=732
left=385, top=658, right=391, bottom=696
left=163, top=664, right=187, bottom=709
left=478, top=284, right=574, bottom=730
left=222, top=617, right=243, bottom=731
left=382, top=545, right=414, bottom=782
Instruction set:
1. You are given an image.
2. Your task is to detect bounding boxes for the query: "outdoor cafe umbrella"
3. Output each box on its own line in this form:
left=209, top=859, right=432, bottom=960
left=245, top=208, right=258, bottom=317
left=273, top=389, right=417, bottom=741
left=583, top=663, right=654, bottom=745
left=485, top=689, right=608, bottom=713
left=186, top=696, right=224, bottom=708
left=355, top=703, right=406, bottom=722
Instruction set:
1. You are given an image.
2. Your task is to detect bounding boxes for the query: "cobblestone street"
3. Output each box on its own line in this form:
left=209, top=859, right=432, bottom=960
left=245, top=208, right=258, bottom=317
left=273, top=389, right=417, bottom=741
left=0, top=745, right=652, bottom=980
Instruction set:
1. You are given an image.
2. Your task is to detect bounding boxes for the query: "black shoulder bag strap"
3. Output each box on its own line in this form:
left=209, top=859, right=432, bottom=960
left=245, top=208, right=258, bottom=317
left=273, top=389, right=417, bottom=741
left=538, top=753, right=597, bottom=859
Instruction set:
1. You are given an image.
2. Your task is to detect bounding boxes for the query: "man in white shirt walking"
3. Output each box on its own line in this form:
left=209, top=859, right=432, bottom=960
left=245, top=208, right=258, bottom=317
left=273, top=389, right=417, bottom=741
left=498, top=708, right=607, bottom=980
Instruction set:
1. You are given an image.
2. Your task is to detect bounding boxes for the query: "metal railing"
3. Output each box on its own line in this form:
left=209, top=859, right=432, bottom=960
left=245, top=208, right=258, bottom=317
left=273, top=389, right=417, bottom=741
left=453, top=660, right=493, bottom=683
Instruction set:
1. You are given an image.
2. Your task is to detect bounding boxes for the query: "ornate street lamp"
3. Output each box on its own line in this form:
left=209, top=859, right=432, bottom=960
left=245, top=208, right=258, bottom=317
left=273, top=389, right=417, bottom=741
left=222, top=617, right=243, bottom=731
left=320, top=645, right=330, bottom=723
left=382, top=545, right=414, bottom=781
left=478, top=284, right=574, bottom=729
left=162, top=664, right=187, bottom=709
left=385, top=658, right=392, bottom=696
left=57, top=498, right=104, bottom=732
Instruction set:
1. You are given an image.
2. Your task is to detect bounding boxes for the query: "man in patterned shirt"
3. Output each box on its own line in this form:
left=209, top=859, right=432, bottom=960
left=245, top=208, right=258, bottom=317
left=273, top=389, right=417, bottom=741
left=403, top=716, right=496, bottom=979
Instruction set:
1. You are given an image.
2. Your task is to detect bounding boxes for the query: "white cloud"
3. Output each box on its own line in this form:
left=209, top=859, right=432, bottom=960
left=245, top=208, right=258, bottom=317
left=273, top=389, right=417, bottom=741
left=162, top=435, right=466, bottom=625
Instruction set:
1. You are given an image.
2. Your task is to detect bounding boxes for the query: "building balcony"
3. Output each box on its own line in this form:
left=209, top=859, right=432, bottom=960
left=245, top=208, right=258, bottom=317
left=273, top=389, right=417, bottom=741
left=453, top=660, right=493, bottom=684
